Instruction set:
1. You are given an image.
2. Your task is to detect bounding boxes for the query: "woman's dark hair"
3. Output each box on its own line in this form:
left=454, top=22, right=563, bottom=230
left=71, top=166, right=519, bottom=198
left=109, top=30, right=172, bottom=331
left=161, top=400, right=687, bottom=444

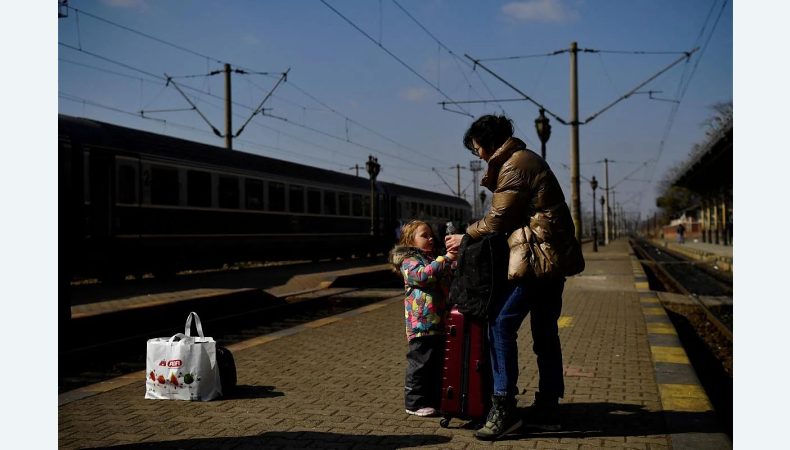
left=463, top=114, right=514, bottom=156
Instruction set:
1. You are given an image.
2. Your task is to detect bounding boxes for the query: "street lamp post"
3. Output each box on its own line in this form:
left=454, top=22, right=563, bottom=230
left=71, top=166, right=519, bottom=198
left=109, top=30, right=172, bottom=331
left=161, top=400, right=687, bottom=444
left=534, top=108, right=552, bottom=160
left=365, top=155, right=380, bottom=236
left=590, top=176, right=598, bottom=252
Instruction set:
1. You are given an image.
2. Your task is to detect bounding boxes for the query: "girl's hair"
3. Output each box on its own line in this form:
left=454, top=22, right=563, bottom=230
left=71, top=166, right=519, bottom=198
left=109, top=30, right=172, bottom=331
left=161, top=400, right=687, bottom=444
left=463, top=114, right=514, bottom=157
left=398, top=219, right=434, bottom=248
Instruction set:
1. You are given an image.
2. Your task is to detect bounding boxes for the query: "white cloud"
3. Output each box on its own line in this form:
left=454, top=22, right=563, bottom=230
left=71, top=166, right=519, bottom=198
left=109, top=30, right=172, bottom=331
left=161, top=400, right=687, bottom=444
left=101, top=0, right=149, bottom=10
left=400, top=87, right=429, bottom=102
left=501, top=0, right=579, bottom=23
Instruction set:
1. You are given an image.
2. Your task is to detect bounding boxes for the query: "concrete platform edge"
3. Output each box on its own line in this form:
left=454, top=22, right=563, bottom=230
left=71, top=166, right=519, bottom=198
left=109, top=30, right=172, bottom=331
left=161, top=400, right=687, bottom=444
left=629, top=246, right=731, bottom=449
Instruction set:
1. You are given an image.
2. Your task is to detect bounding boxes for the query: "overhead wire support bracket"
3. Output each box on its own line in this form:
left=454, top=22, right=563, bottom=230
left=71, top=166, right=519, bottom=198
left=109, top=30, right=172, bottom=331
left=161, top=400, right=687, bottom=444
left=432, top=167, right=459, bottom=196
left=634, top=90, right=681, bottom=104
left=580, top=47, right=699, bottom=125
left=465, top=54, right=567, bottom=125
left=234, top=68, right=290, bottom=138
left=165, top=73, right=223, bottom=137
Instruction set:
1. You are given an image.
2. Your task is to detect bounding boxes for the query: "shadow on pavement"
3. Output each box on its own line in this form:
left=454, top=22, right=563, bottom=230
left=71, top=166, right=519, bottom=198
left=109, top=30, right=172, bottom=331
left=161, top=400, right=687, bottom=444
left=497, top=401, right=725, bottom=440
left=87, top=431, right=452, bottom=449
left=223, top=385, right=284, bottom=400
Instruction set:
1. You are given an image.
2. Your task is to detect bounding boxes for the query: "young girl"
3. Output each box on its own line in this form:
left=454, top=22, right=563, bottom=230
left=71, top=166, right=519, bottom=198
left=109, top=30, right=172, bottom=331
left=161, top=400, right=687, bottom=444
left=388, top=220, right=456, bottom=417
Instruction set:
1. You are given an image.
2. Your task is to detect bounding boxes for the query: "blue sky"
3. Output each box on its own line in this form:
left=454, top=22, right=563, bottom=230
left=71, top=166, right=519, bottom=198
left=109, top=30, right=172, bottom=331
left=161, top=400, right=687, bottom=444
left=57, top=0, right=733, bottom=222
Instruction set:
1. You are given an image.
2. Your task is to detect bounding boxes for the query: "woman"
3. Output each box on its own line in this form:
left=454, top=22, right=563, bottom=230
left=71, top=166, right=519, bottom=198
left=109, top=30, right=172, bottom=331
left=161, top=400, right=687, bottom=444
left=445, top=114, right=583, bottom=441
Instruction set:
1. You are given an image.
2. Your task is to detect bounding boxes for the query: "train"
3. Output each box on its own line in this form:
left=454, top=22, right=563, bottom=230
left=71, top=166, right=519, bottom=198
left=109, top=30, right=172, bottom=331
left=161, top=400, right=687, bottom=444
left=59, top=114, right=472, bottom=282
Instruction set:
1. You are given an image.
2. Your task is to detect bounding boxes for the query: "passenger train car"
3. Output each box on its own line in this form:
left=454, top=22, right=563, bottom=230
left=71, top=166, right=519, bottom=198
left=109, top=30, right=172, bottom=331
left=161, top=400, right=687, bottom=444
left=59, top=115, right=471, bottom=281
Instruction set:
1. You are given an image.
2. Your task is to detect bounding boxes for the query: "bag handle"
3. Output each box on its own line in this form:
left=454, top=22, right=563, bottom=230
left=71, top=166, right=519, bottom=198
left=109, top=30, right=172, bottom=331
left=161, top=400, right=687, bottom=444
left=184, top=312, right=205, bottom=338
left=168, top=332, right=191, bottom=343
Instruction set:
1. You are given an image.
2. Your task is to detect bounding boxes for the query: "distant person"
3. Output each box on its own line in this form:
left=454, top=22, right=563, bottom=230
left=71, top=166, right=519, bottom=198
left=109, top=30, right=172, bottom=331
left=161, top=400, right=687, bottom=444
left=445, top=114, right=584, bottom=440
left=676, top=223, right=686, bottom=244
left=388, top=220, right=457, bottom=417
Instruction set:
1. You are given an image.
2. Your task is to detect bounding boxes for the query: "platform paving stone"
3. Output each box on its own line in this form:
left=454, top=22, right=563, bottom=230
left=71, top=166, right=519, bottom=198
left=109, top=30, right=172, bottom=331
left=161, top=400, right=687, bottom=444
left=58, top=239, right=729, bottom=449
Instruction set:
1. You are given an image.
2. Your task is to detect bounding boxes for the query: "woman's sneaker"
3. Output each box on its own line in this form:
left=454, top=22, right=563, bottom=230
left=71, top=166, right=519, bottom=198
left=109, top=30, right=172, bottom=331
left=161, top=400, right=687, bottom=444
left=406, top=407, right=437, bottom=417
left=475, top=396, right=522, bottom=441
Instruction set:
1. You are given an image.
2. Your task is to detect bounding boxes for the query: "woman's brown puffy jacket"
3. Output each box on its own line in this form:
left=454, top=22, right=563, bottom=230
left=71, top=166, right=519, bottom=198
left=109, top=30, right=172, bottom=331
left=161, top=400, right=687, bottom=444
left=466, top=137, right=584, bottom=280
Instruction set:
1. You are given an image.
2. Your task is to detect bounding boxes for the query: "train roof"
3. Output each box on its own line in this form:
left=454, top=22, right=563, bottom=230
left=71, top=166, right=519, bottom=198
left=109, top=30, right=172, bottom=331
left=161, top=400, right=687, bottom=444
left=59, top=114, right=471, bottom=208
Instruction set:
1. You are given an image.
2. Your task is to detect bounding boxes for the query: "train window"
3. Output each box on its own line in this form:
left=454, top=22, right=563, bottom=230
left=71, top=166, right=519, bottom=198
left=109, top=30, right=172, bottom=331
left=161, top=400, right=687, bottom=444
left=151, top=166, right=179, bottom=205
left=396, top=201, right=402, bottom=218
left=269, top=181, right=285, bottom=211
left=324, top=191, right=337, bottom=215
left=338, top=192, right=350, bottom=216
left=218, top=176, right=240, bottom=209
left=431, top=204, right=437, bottom=217
left=245, top=178, right=264, bottom=210
left=352, top=194, right=363, bottom=217
left=444, top=206, right=449, bottom=218
left=289, top=185, right=304, bottom=213
left=187, top=170, right=212, bottom=207
left=307, top=188, right=321, bottom=214
left=116, top=164, right=137, bottom=204
left=362, top=195, right=370, bottom=217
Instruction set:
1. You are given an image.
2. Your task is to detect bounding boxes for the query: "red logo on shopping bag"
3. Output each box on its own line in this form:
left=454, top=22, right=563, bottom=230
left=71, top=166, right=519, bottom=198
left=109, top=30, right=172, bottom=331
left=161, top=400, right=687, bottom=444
left=158, top=359, right=182, bottom=368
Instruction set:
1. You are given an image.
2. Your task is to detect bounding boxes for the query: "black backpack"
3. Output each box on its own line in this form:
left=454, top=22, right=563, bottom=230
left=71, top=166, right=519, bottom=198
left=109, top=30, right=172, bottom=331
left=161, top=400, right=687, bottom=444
left=449, top=233, right=509, bottom=321
left=216, top=346, right=237, bottom=396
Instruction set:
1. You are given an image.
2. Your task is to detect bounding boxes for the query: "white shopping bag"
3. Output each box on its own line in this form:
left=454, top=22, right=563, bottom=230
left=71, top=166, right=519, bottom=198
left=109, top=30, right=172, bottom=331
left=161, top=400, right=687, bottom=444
left=145, top=312, right=222, bottom=401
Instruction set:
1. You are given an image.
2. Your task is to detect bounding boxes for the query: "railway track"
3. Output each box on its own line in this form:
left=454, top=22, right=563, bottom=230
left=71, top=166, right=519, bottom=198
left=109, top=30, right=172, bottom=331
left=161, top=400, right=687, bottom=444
left=59, top=283, right=402, bottom=394
left=630, top=238, right=732, bottom=340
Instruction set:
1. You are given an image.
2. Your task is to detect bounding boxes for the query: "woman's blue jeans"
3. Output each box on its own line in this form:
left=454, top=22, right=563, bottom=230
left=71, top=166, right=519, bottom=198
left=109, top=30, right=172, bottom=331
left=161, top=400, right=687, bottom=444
left=488, top=278, right=565, bottom=399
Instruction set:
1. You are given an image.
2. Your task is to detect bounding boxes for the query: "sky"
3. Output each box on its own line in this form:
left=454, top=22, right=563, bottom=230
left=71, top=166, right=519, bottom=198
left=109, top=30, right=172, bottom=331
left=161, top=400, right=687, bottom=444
left=56, top=0, right=733, bottom=223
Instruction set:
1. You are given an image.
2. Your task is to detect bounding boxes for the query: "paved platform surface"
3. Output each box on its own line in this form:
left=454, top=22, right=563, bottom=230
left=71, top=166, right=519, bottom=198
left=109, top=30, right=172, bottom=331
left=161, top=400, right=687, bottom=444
left=58, top=239, right=731, bottom=449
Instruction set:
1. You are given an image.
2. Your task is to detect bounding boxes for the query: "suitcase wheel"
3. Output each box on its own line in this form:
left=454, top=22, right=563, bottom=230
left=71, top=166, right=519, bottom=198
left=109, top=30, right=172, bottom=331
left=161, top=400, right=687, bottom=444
left=439, top=417, right=451, bottom=428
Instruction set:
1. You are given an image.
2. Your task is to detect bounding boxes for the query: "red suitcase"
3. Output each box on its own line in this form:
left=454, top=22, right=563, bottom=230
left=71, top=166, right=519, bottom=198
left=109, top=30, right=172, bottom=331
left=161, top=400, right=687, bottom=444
left=439, top=306, right=491, bottom=428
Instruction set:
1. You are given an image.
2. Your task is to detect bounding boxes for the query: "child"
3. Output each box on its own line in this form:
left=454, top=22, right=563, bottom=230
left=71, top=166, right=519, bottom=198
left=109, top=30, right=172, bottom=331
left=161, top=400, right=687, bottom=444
left=388, top=220, right=456, bottom=417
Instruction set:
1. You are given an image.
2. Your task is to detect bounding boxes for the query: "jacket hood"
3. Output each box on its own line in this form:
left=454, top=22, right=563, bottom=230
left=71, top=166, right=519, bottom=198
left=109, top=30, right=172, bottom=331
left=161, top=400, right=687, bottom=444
left=388, top=245, right=430, bottom=271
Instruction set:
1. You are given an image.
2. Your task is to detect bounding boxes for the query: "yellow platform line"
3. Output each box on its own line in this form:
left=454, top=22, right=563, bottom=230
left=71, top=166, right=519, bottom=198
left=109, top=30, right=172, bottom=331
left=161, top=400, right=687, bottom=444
left=651, top=346, right=691, bottom=364
left=658, top=384, right=713, bottom=411
left=642, top=307, right=666, bottom=315
left=647, top=323, right=678, bottom=335
left=557, top=316, right=573, bottom=328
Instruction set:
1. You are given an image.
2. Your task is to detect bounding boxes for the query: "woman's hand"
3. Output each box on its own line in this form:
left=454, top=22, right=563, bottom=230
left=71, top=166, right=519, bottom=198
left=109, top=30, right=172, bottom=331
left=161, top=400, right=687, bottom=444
left=444, top=234, right=464, bottom=253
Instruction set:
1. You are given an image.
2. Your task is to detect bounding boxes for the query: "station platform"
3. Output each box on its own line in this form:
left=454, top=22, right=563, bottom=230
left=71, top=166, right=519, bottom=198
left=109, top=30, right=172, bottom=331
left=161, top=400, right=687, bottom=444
left=649, top=239, right=733, bottom=272
left=58, top=239, right=731, bottom=449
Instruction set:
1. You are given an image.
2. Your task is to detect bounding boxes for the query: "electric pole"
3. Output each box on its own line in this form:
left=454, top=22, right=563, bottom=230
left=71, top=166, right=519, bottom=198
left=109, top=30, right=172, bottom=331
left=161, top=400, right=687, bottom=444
left=469, top=160, right=483, bottom=217
left=224, top=63, right=232, bottom=150
left=456, top=164, right=461, bottom=199
left=569, top=42, right=582, bottom=242
left=604, top=158, right=610, bottom=245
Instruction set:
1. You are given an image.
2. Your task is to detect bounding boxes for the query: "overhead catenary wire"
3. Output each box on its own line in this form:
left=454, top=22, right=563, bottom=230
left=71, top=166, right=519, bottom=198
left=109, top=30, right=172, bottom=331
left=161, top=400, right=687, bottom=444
left=319, top=0, right=473, bottom=117
left=389, top=0, right=531, bottom=138
left=636, top=0, right=729, bottom=214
